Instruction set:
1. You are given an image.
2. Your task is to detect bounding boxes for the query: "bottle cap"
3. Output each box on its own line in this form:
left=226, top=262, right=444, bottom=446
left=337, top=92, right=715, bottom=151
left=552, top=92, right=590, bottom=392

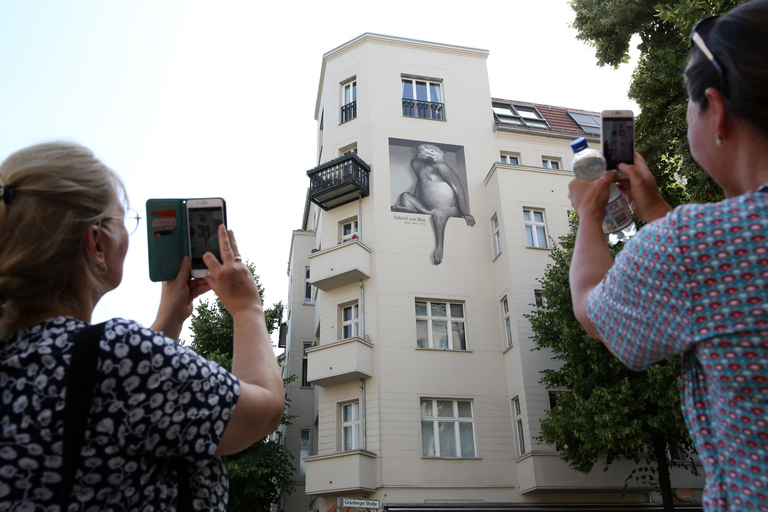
left=570, top=137, right=589, bottom=153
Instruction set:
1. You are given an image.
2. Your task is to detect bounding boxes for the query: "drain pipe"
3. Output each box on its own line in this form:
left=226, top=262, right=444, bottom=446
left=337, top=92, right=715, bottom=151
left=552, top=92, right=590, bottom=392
left=358, top=193, right=363, bottom=243
left=360, top=379, right=367, bottom=451
left=359, top=280, right=365, bottom=337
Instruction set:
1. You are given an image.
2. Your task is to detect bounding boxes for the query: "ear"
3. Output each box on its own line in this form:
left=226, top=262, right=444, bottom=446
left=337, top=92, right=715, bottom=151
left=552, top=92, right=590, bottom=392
left=704, top=87, right=732, bottom=141
left=84, top=224, right=107, bottom=270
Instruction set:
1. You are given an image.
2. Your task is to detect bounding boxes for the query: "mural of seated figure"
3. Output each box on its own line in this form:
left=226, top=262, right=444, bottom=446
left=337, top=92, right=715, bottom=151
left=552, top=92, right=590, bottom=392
left=392, top=143, right=475, bottom=264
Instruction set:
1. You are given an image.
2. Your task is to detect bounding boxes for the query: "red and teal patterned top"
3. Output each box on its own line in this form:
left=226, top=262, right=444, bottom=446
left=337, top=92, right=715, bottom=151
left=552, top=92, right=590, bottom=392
left=588, top=187, right=768, bottom=511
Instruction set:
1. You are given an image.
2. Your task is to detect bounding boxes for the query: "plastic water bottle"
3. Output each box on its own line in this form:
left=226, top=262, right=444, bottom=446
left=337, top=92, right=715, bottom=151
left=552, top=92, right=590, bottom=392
left=570, top=137, right=636, bottom=244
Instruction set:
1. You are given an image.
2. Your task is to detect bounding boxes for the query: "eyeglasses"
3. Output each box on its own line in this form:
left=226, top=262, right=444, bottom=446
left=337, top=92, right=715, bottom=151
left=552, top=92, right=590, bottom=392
left=690, top=14, right=729, bottom=96
left=103, top=208, right=142, bottom=235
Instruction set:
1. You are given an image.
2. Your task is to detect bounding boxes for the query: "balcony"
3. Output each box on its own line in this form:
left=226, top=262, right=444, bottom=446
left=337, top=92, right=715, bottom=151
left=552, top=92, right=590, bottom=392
left=304, top=450, right=376, bottom=495
left=402, top=98, right=445, bottom=121
left=306, top=336, right=373, bottom=387
left=307, top=153, right=370, bottom=211
left=308, top=240, right=371, bottom=291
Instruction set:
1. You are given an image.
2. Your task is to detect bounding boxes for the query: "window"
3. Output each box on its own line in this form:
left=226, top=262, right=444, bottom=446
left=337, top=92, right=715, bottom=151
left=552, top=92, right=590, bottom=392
left=415, top=300, right=467, bottom=350
left=501, top=297, right=513, bottom=347
left=492, top=103, right=549, bottom=129
left=567, top=111, right=601, bottom=136
left=301, top=342, right=312, bottom=387
left=534, top=289, right=546, bottom=308
left=491, top=214, right=501, bottom=256
left=541, top=158, right=561, bottom=169
left=500, top=152, right=519, bottom=165
left=341, top=218, right=359, bottom=243
left=341, top=79, right=357, bottom=123
left=299, top=429, right=311, bottom=480
left=513, top=398, right=526, bottom=456
left=341, top=303, right=359, bottom=339
left=402, top=77, right=444, bottom=120
left=304, top=267, right=312, bottom=303
left=420, top=399, right=476, bottom=458
left=523, top=209, right=548, bottom=249
left=341, top=402, right=360, bottom=451
left=547, top=392, right=564, bottom=451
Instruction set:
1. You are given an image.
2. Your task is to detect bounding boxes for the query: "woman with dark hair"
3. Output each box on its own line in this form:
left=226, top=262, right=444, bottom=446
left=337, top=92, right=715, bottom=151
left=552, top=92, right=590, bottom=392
left=0, top=142, right=284, bottom=510
left=568, top=1, right=768, bottom=508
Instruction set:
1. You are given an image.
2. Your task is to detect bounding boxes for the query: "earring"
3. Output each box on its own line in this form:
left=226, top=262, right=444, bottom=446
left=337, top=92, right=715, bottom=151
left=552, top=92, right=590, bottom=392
left=716, top=133, right=723, bottom=146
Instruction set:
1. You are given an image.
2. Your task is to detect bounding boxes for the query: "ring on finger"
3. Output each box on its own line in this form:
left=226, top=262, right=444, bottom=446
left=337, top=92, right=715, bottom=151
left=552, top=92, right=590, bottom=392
left=234, top=255, right=242, bottom=262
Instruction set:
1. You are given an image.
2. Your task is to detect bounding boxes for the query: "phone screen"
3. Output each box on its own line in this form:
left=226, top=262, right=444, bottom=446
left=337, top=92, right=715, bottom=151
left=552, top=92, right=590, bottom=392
left=602, top=117, right=634, bottom=170
left=188, top=206, right=225, bottom=271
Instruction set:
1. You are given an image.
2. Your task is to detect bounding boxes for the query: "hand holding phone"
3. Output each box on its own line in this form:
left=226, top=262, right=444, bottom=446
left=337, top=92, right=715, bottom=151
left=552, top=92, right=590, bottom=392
left=600, top=110, right=635, bottom=172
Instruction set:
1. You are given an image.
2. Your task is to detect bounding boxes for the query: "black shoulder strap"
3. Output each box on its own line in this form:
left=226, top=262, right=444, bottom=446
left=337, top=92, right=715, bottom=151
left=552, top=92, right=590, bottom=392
left=60, top=322, right=106, bottom=510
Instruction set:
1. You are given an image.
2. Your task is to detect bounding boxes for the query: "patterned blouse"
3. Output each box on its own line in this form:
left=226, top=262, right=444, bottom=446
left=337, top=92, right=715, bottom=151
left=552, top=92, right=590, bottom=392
left=0, top=316, right=240, bottom=511
left=587, top=189, right=768, bottom=510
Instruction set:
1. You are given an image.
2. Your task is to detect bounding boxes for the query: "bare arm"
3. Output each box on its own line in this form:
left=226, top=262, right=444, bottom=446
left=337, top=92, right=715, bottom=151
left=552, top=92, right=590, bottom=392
left=202, top=225, right=285, bottom=456
left=568, top=172, right=617, bottom=341
left=434, top=162, right=475, bottom=224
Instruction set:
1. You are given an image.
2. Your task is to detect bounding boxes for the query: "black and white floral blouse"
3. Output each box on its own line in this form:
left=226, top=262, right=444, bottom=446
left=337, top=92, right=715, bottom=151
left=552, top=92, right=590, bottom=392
left=0, top=316, right=240, bottom=511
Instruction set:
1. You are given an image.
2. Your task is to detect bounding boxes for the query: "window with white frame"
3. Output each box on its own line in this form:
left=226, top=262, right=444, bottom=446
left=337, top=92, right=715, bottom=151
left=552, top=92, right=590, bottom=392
left=534, top=289, right=547, bottom=308
left=402, top=77, right=444, bottom=120
left=415, top=300, right=467, bottom=350
left=547, top=392, right=564, bottom=451
left=501, top=297, right=513, bottom=347
left=341, top=78, right=357, bottom=123
left=523, top=209, right=548, bottom=249
left=340, top=218, right=359, bottom=243
left=500, top=152, right=520, bottom=165
left=341, top=303, right=359, bottom=339
left=304, top=267, right=312, bottom=303
left=491, top=214, right=501, bottom=256
left=299, top=429, right=311, bottom=480
left=301, top=342, right=312, bottom=387
left=341, top=402, right=360, bottom=451
left=541, top=158, right=561, bottom=170
left=513, top=397, right=526, bottom=456
left=420, top=399, right=476, bottom=458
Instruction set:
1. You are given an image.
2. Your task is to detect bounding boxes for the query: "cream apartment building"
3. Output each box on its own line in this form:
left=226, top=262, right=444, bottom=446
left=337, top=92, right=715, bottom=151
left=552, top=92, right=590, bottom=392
left=278, top=33, right=704, bottom=512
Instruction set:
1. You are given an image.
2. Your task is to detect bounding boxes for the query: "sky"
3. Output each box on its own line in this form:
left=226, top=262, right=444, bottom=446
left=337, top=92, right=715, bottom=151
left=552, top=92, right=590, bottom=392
left=0, top=0, right=639, bottom=344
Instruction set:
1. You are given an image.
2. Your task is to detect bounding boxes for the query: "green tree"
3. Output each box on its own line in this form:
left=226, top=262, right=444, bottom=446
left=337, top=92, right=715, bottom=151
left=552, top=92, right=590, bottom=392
left=527, top=225, right=698, bottom=511
left=188, top=262, right=295, bottom=512
left=569, top=0, right=747, bottom=206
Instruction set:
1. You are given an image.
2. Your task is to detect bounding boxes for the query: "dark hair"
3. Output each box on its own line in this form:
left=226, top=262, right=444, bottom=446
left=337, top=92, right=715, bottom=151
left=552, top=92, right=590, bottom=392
left=685, top=0, right=768, bottom=137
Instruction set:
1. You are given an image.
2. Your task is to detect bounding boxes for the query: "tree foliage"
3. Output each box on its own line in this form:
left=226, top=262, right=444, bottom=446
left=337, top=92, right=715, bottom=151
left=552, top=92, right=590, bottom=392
left=570, top=0, right=747, bottom=206
left=188, top=262, right=295, bottom=512
left=527, top=225, right=698, bottom=511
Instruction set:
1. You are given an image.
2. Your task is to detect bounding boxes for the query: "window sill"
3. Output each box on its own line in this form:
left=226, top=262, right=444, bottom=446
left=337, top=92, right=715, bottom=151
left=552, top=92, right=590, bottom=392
left=422, top=456, right=482, bottom=460
left=502, top=344, right=514, bottom=354
left=492, top=251, right=502, bottom=262
left=525, top=245, right=552, bottom=251
left=415, top=348, right=473, bottom=353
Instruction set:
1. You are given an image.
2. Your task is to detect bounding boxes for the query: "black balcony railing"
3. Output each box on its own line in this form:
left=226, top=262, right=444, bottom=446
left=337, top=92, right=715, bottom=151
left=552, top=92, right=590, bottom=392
left=341, top=101, right=357, bottom=124
left=307, top=153, right=371, bottom=210
left=402, top=99, right=445, bottom=121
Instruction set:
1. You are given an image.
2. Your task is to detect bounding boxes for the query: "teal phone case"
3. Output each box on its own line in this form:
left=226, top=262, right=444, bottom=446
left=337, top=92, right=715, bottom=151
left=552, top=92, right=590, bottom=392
left=146, top=199, right=188, bottom=282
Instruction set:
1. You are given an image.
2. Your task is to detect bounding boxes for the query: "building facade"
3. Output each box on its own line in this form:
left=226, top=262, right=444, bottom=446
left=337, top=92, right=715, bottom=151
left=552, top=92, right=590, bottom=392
left=279, top=33, right=704, bottom=512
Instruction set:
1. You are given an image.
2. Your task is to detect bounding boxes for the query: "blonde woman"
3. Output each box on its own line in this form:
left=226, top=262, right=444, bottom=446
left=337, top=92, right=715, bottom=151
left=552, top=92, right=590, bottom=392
left=0, top=142, right=284, bottom=510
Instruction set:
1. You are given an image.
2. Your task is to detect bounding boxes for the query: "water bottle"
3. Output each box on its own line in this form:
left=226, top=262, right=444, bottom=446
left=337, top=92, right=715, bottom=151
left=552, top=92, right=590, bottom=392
left=570, top=137, right=636, bottom=244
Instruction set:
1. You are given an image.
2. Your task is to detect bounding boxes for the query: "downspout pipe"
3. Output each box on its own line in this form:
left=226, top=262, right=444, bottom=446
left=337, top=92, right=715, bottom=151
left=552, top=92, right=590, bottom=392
left=360, top=378, right=367, bottom=451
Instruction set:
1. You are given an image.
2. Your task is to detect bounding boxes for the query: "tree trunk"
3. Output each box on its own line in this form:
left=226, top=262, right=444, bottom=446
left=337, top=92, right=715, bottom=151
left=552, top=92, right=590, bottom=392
left=652, top=434, right=675, bottom=512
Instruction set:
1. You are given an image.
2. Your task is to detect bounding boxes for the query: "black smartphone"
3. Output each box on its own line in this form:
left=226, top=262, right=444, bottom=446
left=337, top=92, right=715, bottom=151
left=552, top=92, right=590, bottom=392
left=186, top=198, right=227, bottom=278
left=600, top=110, right=635, bottom=171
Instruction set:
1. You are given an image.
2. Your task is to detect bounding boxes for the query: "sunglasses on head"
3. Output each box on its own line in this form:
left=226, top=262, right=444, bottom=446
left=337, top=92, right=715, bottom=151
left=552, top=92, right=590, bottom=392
left=690, top=14, right=729, bottom=96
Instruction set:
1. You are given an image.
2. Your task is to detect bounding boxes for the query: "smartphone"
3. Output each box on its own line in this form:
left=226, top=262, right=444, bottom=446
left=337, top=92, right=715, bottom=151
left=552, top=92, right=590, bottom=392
left=186, top=198, right=227, bottom=278
left=600, top=110, right=635, bottom=172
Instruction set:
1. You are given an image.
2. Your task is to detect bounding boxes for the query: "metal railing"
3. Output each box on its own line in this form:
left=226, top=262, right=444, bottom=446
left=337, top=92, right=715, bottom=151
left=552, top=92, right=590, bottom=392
left=402, top=99, right=445, bottom=121
left=341, top=101, right=357, bottom=124
left=307, top=153, right=371, bottom=209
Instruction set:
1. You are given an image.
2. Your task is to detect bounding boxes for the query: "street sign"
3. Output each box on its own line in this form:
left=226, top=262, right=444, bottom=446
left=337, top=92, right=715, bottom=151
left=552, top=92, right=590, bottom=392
left=341, top=498, right=380, bottom=509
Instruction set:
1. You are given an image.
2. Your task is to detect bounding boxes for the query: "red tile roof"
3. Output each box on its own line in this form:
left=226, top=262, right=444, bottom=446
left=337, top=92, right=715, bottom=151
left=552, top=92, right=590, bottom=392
left=492, top=97, right=600, bottom=138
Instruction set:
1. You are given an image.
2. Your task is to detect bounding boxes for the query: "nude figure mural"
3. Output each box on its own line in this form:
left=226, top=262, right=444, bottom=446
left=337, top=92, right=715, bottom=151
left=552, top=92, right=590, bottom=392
left=390, top=140, right=475, bottom=265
